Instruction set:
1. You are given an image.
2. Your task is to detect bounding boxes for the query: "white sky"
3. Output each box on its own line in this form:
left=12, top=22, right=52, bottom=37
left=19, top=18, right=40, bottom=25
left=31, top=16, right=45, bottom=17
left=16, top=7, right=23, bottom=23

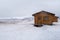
left=0, top=0, right=60, bottom=18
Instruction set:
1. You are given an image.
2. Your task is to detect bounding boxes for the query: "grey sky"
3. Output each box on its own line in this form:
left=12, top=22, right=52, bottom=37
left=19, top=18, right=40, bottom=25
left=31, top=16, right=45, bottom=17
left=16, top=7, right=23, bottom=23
left=0, top=0, right=60, bottom=18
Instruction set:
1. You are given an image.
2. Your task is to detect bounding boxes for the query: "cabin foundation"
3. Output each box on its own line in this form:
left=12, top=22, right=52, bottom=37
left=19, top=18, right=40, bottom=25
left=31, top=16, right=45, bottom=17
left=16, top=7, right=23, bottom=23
left=34, top=24, right=43, bottom=27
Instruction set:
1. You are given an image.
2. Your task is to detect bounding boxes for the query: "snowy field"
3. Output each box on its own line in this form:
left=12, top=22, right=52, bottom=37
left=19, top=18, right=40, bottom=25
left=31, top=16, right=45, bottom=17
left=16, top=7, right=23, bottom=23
left=0, top=18, right=60, bottom=40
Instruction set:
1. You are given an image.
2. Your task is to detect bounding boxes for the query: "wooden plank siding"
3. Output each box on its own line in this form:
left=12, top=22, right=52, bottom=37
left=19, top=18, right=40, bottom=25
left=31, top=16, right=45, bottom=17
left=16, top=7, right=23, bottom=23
left=32, top=11, right=58, bottom=26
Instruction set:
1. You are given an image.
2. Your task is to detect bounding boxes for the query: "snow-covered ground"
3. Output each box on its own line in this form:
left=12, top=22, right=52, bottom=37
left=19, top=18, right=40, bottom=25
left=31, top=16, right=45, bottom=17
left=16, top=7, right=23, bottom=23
left=0, top=18, right=60, bottom=40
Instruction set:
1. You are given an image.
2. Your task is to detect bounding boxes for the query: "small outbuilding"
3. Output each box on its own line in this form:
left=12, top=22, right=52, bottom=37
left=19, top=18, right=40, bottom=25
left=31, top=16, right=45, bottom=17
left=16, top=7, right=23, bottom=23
left=32, top=11, right=58, bottom=27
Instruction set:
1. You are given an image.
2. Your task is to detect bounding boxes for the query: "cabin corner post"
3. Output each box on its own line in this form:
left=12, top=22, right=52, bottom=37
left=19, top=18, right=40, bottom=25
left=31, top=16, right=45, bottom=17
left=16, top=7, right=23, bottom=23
left=34, top=16, right=38, bottom=26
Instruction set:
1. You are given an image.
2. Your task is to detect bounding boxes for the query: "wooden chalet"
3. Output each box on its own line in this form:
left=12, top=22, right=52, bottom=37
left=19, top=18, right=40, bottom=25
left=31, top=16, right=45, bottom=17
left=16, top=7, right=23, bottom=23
left=32, top=11, right=58, bottom=27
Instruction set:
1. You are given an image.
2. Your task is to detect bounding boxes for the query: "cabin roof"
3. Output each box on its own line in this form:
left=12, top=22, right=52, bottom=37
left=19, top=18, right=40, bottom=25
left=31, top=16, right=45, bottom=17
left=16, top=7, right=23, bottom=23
left=32, top=11, right=55, bottom=16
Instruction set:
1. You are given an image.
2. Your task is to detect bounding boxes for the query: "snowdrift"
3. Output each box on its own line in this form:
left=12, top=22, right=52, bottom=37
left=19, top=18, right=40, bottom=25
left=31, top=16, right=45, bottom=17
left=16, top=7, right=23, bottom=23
left=0, top=17, right=60, bottom=40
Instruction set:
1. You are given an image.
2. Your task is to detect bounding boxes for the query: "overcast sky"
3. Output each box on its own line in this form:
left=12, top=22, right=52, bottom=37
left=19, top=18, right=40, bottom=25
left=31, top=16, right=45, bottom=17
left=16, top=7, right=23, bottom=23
left=0, top=0, right=60, bottom=18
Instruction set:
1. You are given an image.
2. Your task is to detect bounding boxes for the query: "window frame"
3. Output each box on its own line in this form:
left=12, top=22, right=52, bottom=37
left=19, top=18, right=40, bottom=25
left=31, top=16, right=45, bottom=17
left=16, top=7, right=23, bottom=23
left=43, top=16, right=49, bottom=20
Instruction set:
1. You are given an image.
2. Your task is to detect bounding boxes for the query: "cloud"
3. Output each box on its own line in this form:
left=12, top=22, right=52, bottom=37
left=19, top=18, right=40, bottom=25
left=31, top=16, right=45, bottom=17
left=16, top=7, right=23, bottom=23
left=0, top=0, right=60, bottom=17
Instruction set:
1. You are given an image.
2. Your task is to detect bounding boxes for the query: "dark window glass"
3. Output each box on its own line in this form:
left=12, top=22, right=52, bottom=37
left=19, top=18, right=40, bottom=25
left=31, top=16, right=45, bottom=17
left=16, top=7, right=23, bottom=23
left=44, top=16, right=48, bottom=20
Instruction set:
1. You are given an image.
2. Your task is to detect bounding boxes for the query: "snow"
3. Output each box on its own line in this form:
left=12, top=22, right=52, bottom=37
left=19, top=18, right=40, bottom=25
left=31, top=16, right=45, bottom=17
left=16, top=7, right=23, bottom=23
left=0, top=18, right=60, bottom=40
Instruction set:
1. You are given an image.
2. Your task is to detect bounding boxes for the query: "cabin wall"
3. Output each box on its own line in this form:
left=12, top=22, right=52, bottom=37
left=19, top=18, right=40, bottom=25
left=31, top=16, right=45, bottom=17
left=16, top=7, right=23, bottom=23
left=34, top=14, right=43, bottom=25
left=52, top=16, right=58, bottom=22
left=47, top=15, right=53, bottom=24
left=33, top=12, right=58, bottom=25
left=34, top=16, right=38, bottom=25
left=34, top=13, right=53, bottom=25
left=38, top=13, right=53, bottom=25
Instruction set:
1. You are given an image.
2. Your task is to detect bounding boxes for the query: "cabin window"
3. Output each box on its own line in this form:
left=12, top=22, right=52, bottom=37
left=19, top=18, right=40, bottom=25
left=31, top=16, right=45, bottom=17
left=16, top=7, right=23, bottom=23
left=38, top=17, right=41, bottom=20
left=44, top=16, right=49, bottom=20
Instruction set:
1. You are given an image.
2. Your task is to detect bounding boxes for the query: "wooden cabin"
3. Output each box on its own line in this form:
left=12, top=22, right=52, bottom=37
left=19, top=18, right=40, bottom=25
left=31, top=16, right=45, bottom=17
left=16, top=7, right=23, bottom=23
left=32, top=11, right=58, bottom=27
